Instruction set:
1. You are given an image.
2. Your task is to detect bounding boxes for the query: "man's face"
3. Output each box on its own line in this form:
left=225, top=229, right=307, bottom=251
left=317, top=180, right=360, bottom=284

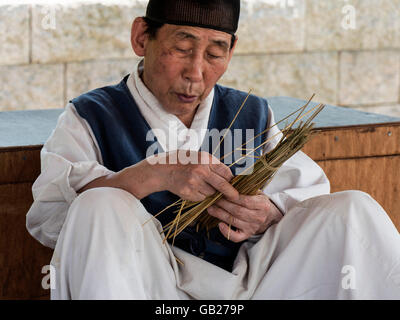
left=137, top=22, right=236, bottom=123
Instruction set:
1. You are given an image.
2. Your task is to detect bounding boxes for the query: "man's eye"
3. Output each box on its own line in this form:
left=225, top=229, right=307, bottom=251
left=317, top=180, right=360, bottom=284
left=176, top=48, right=190, bottom=54
left=208, top=53, right=221, bottom=59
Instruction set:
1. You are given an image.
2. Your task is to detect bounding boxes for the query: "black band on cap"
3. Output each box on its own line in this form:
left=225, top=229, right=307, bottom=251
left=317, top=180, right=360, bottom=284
left=145, top=0, right=240, bottom=35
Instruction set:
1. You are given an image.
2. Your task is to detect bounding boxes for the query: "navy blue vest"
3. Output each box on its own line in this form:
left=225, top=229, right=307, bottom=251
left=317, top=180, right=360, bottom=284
left=72, top=75, right=269, bottom=271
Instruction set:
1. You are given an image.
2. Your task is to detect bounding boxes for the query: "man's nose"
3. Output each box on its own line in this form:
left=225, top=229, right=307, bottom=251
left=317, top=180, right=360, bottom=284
left=183, top=54, right=204, bottom=83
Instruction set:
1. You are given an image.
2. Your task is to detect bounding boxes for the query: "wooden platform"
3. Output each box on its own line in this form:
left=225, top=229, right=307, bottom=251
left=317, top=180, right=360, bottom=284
left=0, top=97, right=399, bottom=300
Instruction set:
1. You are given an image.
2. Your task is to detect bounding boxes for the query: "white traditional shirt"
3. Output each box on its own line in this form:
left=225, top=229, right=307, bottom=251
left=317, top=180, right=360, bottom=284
left=26, top=60, right=330, bottom=249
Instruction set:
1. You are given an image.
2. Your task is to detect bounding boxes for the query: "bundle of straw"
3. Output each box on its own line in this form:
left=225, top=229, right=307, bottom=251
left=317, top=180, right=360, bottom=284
left=145, top=94, right=325, bottom=245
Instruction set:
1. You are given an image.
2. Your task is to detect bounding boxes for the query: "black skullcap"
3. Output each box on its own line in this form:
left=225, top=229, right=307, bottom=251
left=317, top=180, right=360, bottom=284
left=145, top=0, right=240, bottom=35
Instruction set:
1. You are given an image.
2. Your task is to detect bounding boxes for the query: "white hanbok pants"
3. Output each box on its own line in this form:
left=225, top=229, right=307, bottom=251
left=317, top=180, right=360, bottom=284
left=50, top=187, right=400, bottom=299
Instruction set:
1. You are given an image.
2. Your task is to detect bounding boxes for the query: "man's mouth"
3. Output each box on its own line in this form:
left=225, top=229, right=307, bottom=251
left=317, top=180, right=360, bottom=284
left=176, top=93, right=198, bottom=103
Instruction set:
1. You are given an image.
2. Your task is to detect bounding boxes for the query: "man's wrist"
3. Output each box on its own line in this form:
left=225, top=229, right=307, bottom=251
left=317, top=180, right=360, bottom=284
left=254, top=199, right=283, bottom=235
left=119, top=160, right=164, bottom=200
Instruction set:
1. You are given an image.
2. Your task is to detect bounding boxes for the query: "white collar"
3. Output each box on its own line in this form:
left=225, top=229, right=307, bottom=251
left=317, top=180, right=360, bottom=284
left=126, top=60, right=214, bottom=152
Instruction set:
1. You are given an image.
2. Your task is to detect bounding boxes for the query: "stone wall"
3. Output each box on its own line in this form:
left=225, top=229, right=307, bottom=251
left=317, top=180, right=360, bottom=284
left=1, top=0, right=400, bottom=117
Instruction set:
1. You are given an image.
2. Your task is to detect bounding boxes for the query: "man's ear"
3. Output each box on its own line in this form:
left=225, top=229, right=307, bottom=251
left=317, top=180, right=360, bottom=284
left=131, top=17, right=149, bottom=57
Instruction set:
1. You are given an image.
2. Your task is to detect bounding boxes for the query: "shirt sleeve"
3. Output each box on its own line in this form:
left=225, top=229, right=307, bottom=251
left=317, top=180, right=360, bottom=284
left=26, top=103, right=114, bottom=249
left=260, top=106, right=331, bottom=215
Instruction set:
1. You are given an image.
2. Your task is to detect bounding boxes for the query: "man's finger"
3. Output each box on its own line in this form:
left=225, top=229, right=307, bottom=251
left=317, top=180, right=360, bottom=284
left=198, top=181, right=217, bottom=197
left=210, top=162, right=234, bottom=182
left=207, top=205, right=246, bottom=230
left=231, top=193, right=271, bottom=211
left=206, top=173, right=239, bottom=201
left=184, top=191, right=206, bottom=202
left=218, top=222, right=248, bottom=243
left=215, top=198, right=256, bottom=223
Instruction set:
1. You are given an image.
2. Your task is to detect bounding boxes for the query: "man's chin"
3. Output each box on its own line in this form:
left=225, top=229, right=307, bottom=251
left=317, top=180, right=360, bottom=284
left=165, top=100, right=201, bottom=115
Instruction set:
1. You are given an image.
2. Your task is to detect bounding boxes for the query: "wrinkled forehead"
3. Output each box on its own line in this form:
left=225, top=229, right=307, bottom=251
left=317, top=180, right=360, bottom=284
left=163, top=24, right=232, bottom=49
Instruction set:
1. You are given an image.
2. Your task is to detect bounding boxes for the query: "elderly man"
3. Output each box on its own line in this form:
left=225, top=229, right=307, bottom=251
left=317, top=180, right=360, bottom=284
left=26, top=0, right=400, bottom=299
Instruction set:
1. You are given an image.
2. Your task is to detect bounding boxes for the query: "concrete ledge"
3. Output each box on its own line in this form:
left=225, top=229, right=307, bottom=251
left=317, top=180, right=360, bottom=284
left=0, top=108, right=64, bottom=149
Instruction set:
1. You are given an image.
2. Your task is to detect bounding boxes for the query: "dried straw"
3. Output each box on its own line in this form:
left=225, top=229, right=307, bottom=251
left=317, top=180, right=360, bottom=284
left=144, top=94, right=325, bottom=245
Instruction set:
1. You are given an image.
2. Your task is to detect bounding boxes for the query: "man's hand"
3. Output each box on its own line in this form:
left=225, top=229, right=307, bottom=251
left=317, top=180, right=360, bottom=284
left=207, top=191, right=283, bottom=242
left=156, top=150, right=239, bottom=202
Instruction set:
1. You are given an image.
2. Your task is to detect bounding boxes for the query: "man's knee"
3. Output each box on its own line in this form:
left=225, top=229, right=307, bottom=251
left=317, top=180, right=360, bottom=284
left=75, top=186, right=136, bottom=205
left=334, top=190, right=380, bottom=210
left=68, top=187, right=144, bottom=228
left=73, top=187, right=140, bottom=212
left=328, top=190, right=387, bottom=226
